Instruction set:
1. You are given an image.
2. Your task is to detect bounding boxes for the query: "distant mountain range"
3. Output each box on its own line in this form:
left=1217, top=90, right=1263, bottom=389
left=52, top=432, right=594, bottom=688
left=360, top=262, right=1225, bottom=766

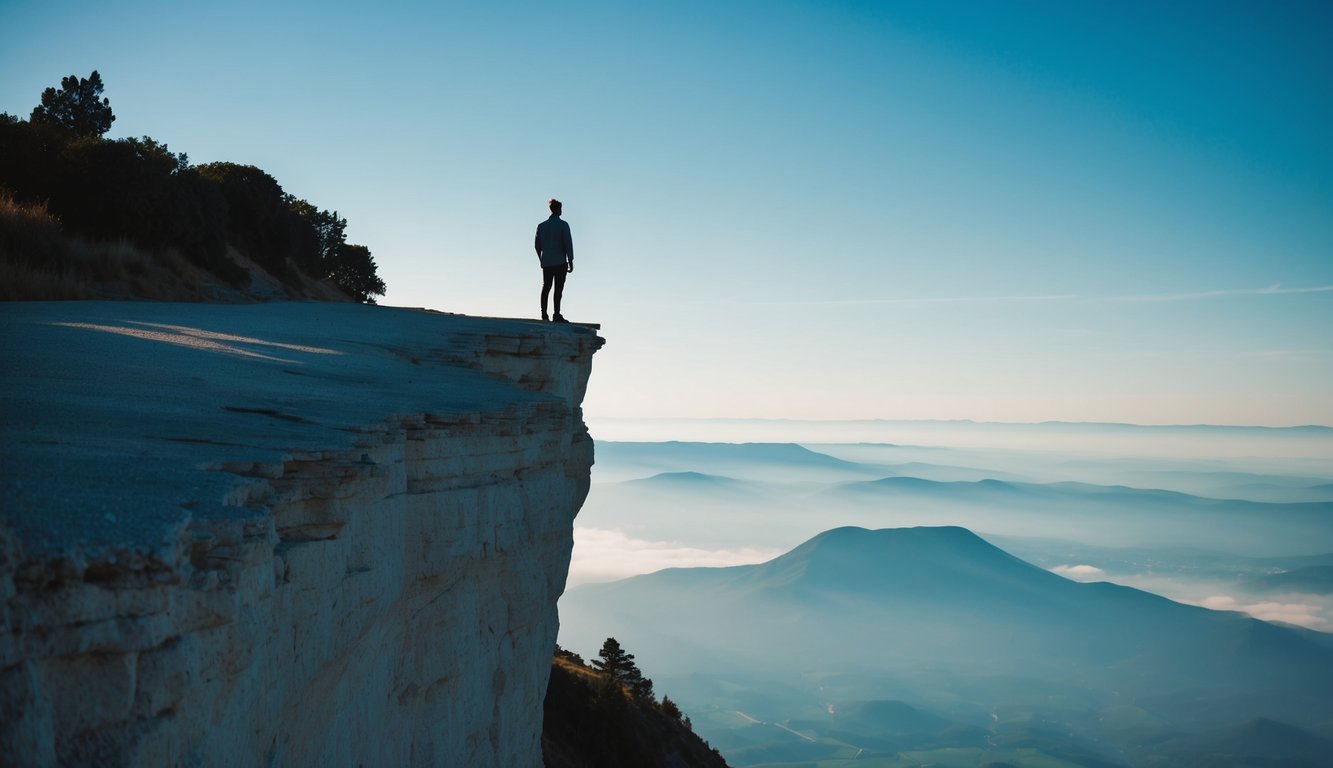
left=624, top=471, right=752, bottom=492
left=592, top=441, right=886, bottom=483
left=583, top=441, right=1333, bottom=558
left=560, top=526, right=1333, bottom=766
left=823, top=477, right=1333, bottom=555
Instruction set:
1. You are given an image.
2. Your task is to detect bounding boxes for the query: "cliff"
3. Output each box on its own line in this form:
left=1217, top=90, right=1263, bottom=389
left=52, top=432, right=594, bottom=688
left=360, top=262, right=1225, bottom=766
left=0, top=301, right=604, bottom=766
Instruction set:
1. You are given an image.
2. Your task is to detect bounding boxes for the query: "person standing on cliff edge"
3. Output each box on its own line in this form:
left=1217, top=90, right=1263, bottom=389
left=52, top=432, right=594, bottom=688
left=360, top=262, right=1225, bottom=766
left=535, top=198, right=574, bottom=323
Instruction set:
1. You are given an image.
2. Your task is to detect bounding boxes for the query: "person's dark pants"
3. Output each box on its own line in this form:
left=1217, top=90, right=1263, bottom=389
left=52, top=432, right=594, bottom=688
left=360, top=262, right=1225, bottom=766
left=541, top=266, right=566, bottom=317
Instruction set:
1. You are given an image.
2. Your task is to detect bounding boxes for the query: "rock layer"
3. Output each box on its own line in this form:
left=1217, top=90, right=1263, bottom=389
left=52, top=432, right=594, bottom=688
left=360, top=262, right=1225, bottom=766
left=0, top=302, right=604, bottom=766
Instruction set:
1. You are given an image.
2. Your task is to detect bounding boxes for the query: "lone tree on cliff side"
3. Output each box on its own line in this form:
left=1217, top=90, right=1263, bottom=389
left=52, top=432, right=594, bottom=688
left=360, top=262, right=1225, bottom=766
left=30, top=70, right=116, bottom=138
left=592, top=637, right=636, bottom=681
left=592, top=637, right=655, bottom=702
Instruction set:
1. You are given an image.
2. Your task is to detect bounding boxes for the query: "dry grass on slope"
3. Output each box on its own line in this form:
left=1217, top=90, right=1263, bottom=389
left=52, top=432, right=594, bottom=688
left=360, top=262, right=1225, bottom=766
left=0, top=194, right=349, bottom=303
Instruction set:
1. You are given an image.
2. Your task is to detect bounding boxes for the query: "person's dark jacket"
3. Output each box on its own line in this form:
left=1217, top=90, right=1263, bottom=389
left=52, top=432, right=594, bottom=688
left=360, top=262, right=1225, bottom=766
left=536, top=215, right=573, bottom=268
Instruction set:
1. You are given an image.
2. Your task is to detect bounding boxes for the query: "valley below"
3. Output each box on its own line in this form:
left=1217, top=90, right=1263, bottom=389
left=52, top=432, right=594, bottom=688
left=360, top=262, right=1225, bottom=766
left=560, top=422, right=1333, bottom=767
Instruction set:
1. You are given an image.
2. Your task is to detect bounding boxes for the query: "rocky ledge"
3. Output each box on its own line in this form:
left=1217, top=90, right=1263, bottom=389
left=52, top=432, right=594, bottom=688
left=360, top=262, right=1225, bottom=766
left=0, top=301, right=604, bottom=767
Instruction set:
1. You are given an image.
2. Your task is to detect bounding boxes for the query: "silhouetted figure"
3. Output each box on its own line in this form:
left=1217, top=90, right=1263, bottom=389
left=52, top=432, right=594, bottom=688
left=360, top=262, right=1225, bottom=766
left=535, top=198, right=574, bottom=322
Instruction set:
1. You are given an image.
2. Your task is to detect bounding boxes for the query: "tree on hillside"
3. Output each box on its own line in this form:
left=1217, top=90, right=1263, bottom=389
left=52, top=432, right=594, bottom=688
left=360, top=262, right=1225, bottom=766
left=0, top=114, right=46, bottom=200
left=592, top=637, right=657, bottom=703
left=328, top=243, right=386, bottom=304
left=630, top=674, right=655, bottom=703
left=286, top=197, right=346, bottom=266
left=592, top=637, right=636, bottom=681
left=661, top=696, right=683, bottom=722
left=194, top=161, right=315, bottom=281
left=30, top=71, right=115, bottom=138
left=122, top=136, right=189, bottom=175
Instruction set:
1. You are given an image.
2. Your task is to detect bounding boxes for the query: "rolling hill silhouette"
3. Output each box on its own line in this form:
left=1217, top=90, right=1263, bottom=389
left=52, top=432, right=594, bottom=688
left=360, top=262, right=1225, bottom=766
left=622, top=471, right=756, bottom=495
left=561, top=526, right=1333, bottom=732
left=592, top=441, right=887, bottom=482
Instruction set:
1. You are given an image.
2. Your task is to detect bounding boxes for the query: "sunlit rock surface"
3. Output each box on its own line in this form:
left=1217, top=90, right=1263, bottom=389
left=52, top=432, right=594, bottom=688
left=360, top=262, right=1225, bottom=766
left=0, top=301, right=603, bottom=767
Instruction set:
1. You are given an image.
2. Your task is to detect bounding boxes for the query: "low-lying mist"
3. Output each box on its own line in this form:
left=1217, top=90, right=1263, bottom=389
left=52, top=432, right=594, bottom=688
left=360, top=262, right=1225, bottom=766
left=561, top=421, right=1333, bottom=766
left=571, top=423, right=1333, bottom=630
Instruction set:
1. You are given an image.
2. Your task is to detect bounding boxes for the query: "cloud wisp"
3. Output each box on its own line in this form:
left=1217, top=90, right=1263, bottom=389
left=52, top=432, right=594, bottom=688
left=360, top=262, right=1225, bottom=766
left=1199, top=594, right=1330, bottom=631
left=1103, top=284, right=1333, bottom=303
left=569, top=527, right=780, bottom=587
left=1051, top=564, right=1108, bottom=581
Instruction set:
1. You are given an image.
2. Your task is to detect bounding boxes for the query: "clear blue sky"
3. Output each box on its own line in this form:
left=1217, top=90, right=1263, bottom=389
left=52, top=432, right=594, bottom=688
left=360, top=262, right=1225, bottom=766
left=4, top=0, right=1331, bottom=426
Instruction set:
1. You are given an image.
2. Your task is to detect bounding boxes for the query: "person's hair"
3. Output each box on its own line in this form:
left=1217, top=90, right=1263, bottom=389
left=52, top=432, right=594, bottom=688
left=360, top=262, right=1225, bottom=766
left=549, top=198, right=562, bottom=215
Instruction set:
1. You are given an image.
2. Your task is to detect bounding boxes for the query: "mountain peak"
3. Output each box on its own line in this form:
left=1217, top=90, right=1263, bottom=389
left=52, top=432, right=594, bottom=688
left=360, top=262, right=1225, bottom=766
left=744, top=525, right=1054, bottom=597
left=797, top=525, right=1007, bottom=561
left=626, top=471, right=740, bottom=487
left=811, top=524, right=980, bottom=543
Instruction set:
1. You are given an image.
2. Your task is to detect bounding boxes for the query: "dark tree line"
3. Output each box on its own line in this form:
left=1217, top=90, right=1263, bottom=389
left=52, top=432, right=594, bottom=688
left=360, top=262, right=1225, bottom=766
left=0, top=70, right=385, bottom=302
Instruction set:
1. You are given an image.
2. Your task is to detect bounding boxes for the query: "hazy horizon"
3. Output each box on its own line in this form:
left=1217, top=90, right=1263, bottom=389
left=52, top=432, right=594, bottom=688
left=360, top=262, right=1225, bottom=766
left=588, top=415, right=1333, bottom=438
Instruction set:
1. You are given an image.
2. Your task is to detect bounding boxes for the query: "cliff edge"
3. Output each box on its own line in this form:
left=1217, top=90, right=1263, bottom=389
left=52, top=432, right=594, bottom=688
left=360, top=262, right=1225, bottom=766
left=0, top=301, right=604, bottom=766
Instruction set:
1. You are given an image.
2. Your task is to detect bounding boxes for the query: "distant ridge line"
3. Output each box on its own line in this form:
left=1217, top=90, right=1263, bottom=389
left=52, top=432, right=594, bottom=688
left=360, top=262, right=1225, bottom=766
left=590, top=417, right=1333, bottom=431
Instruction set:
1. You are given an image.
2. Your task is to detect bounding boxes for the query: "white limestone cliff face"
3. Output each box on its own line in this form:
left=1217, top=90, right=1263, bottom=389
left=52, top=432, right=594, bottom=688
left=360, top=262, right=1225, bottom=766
left=0, top=302, right=604, bottom=767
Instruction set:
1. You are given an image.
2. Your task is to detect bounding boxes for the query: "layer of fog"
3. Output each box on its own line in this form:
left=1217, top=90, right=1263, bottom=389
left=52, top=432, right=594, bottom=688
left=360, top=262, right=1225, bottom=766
left=569, top=527, right=782, bottom=586
left=571, top=422, right=1333, bottom=629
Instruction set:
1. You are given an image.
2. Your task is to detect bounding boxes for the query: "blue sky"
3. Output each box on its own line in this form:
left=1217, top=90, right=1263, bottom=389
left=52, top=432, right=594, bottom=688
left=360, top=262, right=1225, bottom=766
left=4, top=0, right=1331, bottom=426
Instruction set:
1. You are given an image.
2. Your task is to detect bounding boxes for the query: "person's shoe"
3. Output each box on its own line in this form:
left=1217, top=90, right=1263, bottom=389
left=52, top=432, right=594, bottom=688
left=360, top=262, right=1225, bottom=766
left=541, top=312, right=550, bottom=322
left=552, top=314, right=569, bottom=323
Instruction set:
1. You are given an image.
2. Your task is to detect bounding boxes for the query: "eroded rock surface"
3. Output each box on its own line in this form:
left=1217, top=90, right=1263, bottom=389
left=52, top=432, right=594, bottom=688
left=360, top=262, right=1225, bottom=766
left=0, top=302, right=603, bottom=766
